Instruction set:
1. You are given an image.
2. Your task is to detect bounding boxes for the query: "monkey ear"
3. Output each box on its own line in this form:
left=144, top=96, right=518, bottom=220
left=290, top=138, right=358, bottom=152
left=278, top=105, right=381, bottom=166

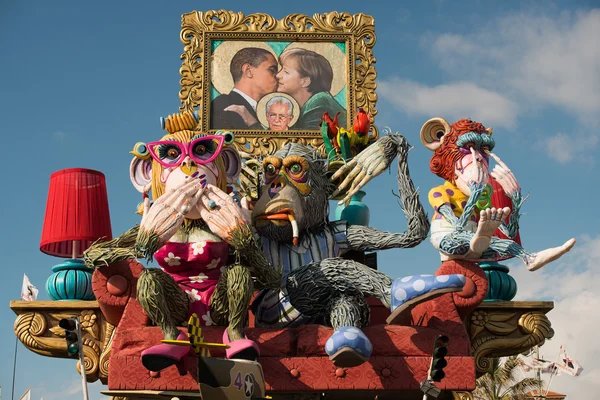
left=220, top=147, right=242, bottom=183
left=420, top=117, right=451, bottom=151
left=130, top=157, right=153, bottom=194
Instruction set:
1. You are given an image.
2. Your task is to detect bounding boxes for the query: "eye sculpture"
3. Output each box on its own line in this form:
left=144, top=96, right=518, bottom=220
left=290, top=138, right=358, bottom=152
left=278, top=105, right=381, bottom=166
left=266, top=163, right=277, bottom=175
left=158, top=144, right=181, bottom=160
left=288, top=163, right=302, bottom=175
left=193, top=143, right=207, bottom=155
left=167, top=148, right=179, bottom=159
left=262, top=156, right=282, bottom=184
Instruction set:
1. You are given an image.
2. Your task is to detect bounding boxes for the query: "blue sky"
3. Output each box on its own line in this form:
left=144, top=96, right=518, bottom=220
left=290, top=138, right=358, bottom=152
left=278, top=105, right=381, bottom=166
left=1, top=1, right=599, bottom=399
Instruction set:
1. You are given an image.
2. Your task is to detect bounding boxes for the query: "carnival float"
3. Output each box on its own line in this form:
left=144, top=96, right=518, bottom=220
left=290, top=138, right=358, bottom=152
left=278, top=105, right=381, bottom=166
left=10, top=10, right=574, bottom=400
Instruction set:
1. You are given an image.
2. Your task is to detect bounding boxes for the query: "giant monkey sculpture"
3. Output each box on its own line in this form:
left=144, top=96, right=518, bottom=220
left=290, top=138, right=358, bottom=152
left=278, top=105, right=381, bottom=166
left=200, top=134, right=467, bottom=368
left=421, top=117, right=575, bottom=270
left=84, top=112, right=280, bottom=373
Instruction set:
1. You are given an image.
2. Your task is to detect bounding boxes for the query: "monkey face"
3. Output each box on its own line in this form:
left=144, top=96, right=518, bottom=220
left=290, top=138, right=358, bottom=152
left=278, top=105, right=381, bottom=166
left=253, top=154, right=330, bottom=243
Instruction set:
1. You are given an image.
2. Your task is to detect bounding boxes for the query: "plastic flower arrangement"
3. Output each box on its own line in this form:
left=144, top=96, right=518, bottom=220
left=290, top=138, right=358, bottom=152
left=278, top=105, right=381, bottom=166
left=321, top=108, right=371, bottom=162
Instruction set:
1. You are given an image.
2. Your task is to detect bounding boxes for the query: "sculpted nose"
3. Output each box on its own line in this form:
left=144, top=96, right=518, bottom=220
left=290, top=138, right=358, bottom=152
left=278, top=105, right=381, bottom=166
left=268, top=174, right=287, bottom=198
left=180, top=156, right=198, bottom=176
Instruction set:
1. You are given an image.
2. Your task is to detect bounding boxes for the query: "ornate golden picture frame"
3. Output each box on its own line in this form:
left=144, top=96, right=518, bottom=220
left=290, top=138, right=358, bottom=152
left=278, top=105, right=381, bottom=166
left=179, top=10, right=378, bottom=156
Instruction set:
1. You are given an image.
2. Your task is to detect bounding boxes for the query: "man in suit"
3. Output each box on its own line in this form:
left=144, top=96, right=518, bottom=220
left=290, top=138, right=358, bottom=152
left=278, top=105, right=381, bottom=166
left=211, top=47, right=278, bottom=130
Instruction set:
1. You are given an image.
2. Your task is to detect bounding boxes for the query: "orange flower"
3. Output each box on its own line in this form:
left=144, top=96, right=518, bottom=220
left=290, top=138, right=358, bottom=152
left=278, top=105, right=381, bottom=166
left=353, top=108, right=370, bottom=137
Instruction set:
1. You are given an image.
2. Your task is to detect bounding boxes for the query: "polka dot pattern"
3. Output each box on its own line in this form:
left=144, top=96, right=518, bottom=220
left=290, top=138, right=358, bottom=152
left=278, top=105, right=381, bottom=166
left=390, top=274, right=467, bottom=312
left=326, top=338, right=334, bottom=353
left=413, top=280, right=425, bottom=291
left=325, top=326, right=373, bottom=360
left=432, top=192, right=442, bottom=198
left=394, top=288, right=407, bottom=301
left=343, top=331, right=358, bottom=340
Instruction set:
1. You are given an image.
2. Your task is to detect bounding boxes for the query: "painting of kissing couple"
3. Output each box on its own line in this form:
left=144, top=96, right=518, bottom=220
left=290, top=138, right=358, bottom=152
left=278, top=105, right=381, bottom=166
left=179, top=10, right=377, bottom=156
left=210, top=41, right=347, bottom=131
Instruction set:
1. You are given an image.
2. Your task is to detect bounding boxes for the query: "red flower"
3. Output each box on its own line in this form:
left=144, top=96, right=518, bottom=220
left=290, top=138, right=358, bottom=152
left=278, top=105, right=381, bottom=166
left=321, top=112, right=341, bottom=149
left=353, top=108, right=370, bottom=136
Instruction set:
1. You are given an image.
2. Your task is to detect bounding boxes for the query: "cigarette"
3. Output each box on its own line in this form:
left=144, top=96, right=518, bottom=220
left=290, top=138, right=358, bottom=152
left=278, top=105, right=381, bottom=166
left=288, top=214, right=299, bottom=246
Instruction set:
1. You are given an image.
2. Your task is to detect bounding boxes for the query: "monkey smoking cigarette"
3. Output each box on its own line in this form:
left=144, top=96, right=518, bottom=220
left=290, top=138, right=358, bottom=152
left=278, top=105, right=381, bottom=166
left=288, top=214, right=299, bottom=246
left=256, top=211, right=298, bottom=245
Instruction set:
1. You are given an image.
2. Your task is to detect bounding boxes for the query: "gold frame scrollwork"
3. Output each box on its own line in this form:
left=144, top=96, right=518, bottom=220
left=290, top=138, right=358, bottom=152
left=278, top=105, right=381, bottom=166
left=179, top=10, right=378, bottom=157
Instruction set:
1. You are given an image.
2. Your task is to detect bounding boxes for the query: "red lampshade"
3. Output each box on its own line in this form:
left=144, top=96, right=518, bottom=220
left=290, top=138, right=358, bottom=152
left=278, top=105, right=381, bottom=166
left=40, top=168, right=112, bottom=258
left=489, top=175, right=521, bottom=245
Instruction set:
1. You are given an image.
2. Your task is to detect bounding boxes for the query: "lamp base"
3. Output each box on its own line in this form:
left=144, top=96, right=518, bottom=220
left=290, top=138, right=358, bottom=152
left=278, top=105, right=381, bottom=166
left=46, top=259, right=95, bottom=300
left=479, top=261, right=517, bottom=301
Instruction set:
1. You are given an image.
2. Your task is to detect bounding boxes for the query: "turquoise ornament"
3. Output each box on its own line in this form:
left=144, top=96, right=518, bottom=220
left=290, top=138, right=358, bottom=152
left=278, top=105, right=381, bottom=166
left=479, top=261, right=517, bottom=301
left=46, top=259, right=95, bottom=301
left=335, top=190, right=370, bottom=226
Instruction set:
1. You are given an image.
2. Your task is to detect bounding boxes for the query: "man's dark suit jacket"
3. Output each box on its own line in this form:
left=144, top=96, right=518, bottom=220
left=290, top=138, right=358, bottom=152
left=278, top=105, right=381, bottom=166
left=210, top=91, right=263, bottom=130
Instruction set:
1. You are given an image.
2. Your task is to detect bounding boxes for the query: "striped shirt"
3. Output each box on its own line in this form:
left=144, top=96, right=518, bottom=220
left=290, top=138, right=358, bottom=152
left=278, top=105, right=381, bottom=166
left=253, top=220, right=349, bottom=328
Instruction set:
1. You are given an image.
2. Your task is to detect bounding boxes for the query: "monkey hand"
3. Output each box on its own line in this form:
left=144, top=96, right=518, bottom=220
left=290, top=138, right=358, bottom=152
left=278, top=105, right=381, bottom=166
left=198, top=184, right=251, bottom=245
left=331, top=134, right=409, bottom=205
left=136, top=177, right=206, bottom=258
left=488, top=151, right=520, bottom=195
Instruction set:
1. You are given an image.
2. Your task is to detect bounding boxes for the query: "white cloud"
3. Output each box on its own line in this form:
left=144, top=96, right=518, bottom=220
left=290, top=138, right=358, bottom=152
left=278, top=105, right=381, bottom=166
left=429, top=10, right=600, bottom=124
left=378, top=79, right=518, bottom=128
left=53, top=131, right=66, bottom=140
left=380, top=8, right=600, bottom=164
left=541, top=132, right=599, bottom=164
left=511, top=233, right=600, bottom=398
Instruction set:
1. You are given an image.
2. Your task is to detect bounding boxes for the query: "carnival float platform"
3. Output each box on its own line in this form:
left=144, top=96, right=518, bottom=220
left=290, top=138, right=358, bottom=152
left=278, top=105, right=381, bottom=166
left=11, top=258, right=553, bottom=400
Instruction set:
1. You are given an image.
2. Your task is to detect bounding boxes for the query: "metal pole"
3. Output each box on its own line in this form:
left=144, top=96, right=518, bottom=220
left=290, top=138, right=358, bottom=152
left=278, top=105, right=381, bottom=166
left=11, top=336, right=17, bottom=400
left=535, top=345, right=543, bottom=399
left=75, top=317, right=89, bottom=400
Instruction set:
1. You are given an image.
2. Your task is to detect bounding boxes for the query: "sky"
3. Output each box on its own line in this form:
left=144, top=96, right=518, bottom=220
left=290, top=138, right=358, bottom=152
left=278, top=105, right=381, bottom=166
left=1, top=0, right=599, bottom=399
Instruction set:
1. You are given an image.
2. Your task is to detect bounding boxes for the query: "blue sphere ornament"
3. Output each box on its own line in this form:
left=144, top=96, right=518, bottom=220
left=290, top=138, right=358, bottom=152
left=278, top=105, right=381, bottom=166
left=46, top=259, right=95, bottom=300
left=335, top=190, right=370, bottom=226
left=479, top=261, right=517, bottom=301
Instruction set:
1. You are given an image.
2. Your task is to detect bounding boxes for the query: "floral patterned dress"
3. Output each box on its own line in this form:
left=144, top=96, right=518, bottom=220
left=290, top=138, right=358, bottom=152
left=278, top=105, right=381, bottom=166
left=155, top=240, right=229, bottom=326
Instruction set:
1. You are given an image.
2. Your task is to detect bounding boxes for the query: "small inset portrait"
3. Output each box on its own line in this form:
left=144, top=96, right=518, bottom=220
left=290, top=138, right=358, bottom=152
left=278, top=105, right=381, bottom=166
left=257, top=93, right=300, bottom=131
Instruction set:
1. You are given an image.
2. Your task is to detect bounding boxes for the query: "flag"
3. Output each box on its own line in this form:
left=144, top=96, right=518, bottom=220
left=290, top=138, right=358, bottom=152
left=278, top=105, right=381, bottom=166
left=518, top=354, right=560, bottom=374
left=556, top=348, right=583, bottom=376
left=21, top=274, right=39, bottom=301
left=19, top=387, right=31, bottom=400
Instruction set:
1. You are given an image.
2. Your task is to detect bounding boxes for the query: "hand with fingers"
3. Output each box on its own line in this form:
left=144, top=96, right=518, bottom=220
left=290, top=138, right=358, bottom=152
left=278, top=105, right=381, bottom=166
left=331, top=135, right=408, bottom=205
left=197, top=184, right=251, bottom=245
left=224, top=104, right=258, bottom=127
left=137, top=176, right=206, bottom=256
left=487, top=151, right=520, bottom=195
